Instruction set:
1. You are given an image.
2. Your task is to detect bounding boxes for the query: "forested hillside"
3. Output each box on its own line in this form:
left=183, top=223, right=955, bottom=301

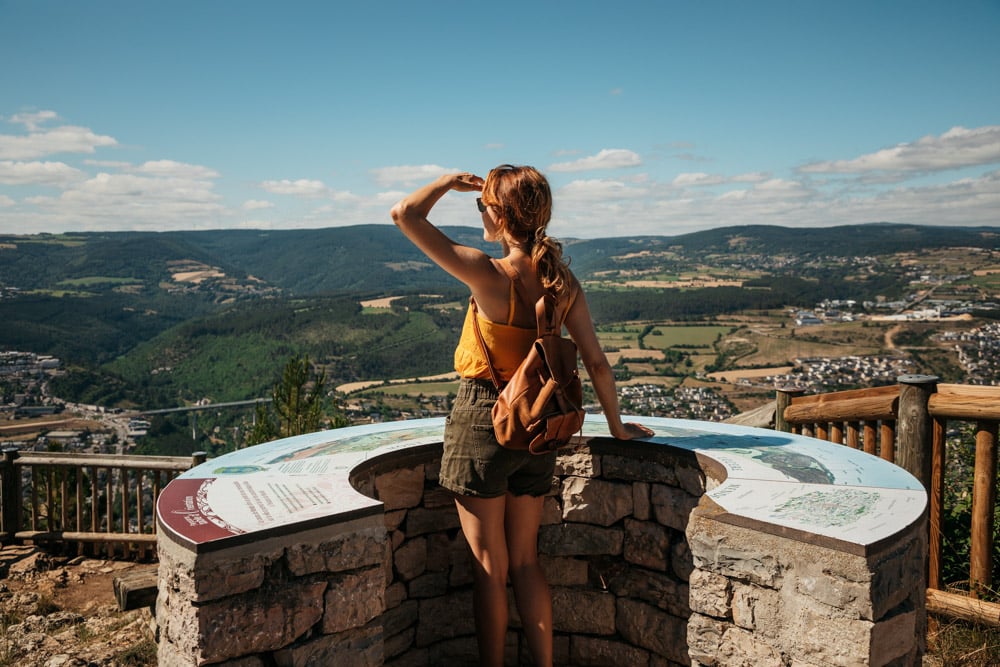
left=2, top=223, right=998, bottom=411
left=5, top=224, right=998, bottom=295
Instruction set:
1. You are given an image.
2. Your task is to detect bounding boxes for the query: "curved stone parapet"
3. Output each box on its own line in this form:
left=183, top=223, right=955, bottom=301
left=155, top=416, right=927, bottom=666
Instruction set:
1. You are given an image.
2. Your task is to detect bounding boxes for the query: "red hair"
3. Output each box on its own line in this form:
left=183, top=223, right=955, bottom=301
left=482, top=165, right=571, bottom=296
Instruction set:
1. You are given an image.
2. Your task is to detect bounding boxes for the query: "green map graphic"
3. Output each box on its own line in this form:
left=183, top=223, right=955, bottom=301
left=755, top=449, right=835, bottom=484
left=771, top=489, right=878, bottom=527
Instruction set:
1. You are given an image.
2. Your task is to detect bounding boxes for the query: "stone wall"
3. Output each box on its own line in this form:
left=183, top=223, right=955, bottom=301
left=686, top=504, right=927, bottom=667
left=352, top=441, right=705, bottom=667
left=157, top=515, right=387, bottom=666
left=156, top=437, right=926, bottom=666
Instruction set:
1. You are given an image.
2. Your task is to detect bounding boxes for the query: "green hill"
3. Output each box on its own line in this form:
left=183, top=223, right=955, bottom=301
left=1, top=222, right=997, bottom=411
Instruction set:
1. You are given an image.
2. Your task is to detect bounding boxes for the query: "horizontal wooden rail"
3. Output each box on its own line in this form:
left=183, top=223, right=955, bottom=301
left=929, top=384, right=1000, bottom=421
left=1, top=448, right=205, bottom=559
left=788, top=383, right=900, bottom=405
left=927, top=588, right=1000, bottom=627
left=784, top=392, right=898, bottom=423
left=14, top=530, right=158, bottom=544
left=14, top=451, right=196, bottom=471
left=780, top=385, right=899, bottom=462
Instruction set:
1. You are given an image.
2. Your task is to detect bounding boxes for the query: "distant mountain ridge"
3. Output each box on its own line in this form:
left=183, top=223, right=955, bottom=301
left=3, top=221, right=997, bottom=416
left=2, top=223, right=998, bottom=296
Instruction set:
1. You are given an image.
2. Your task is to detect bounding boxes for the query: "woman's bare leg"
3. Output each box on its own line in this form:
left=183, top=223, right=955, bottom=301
left=454, top=494, right=509, bottom=667
left=505, top=492, right=552, bottom=667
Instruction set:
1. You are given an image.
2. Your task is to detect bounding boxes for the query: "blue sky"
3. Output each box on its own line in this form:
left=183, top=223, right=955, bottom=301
left=1, top=0, right=998, bottom=238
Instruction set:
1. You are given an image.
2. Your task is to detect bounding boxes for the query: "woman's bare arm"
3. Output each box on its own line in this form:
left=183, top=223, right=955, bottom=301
left=390, top=173, right=494, bottom=290
left=564, top=285, right=653, bottom=441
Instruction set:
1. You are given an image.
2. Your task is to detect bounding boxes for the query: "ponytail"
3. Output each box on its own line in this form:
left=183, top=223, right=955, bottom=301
left=483, top=164, right=573, bottom=297
left=532, top=230, right=572, bottom=297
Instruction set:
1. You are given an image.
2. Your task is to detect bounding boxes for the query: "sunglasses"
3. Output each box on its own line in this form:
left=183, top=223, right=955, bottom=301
left=476, top=198, right=487, bottom=213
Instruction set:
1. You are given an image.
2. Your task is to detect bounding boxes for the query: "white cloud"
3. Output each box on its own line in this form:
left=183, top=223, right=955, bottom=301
left=260, top=178, right=330, bottom=197
left=8, top=110, right=59, bottom=131
left=0, top=160, right=85, bottom=186
left=376, top=190, right=407, bottom=203
left=673, top=172, right=724, bottom=187
left=1, top=109, right=994, bottom=238
left=672, top=152, right=712, bottom=163
left=58, top=172, right=220, bottom=202
left=801, top=125, right=1000, bottom=174
left=755, top=178, right=811, bottom=197
left=0, top=125, right=118, bottom=160
left=732, top=172, right=769, bottom=183
left=83, top=159, right=132, bottom=169
left=484, top=143, right=504, bottom=150
left=135, top=160, right=220, bottom=179
left=548, top=149, right=642, bottom=173
left=673, top=172, right=769, bottom=187
left=544, top=162, right=1000, bottom=238
left=558, top=179, right=648, bottom=202
left=257, top=179, right=359, bottom=203
left=12, top=165, right=229, bottom=232
left=718, top=189, right=748, bottom=201
left=329, top=190, right=361, bottom=202
left=370, top=164, right=455, bottom=186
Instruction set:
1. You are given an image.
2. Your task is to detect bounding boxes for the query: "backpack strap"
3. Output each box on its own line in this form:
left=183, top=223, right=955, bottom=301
left=470, top=297, right=504, bottom=391
left=494, top=259, right=526, bottom=323
left=535, top=294, right=559, bottom=338
left=496, top=258, right=567, bottom=332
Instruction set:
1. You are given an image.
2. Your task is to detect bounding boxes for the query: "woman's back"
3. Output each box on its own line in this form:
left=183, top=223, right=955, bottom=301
left=390, top=164, right=652, bottom=667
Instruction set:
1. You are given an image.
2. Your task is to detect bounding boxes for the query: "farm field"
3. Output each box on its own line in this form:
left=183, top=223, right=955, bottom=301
left=705, top=318, right=891, bottom=368
left=707, top=366, right=793, bottom=381
left=597, top=324, right=730, bottom=350
left=644, top=325, right=732, bottom=349
left=359, top=380, right=460, bottom=397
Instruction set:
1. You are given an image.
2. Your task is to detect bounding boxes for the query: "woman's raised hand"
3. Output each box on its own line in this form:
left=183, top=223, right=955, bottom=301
left=449, top=172, right=484, bottom=192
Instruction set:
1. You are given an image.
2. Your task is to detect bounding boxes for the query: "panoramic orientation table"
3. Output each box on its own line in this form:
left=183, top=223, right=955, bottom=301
left=156, top=415, right=926, bottom=553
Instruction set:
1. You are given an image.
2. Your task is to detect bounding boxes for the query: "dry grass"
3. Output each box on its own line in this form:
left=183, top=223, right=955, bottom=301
left=927, top=615, right=1000, bottom=666
left=726, top=326, right=884, bottom=367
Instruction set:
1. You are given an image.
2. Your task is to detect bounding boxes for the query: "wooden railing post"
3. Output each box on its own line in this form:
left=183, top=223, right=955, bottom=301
left=896, top=374, right=938, bottom=492
left=970, top=421, right=998, bottom=596
left=929, top=416, right=946, bottom=591
left=1, top=448, right=20, bottom=544
left=775, top=387, right=804, bottom=433
left=191, top=451, right=207, bottom=467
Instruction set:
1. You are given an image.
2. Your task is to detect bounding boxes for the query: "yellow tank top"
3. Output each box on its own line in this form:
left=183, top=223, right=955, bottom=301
left=453, top=279, right=536, bottom=381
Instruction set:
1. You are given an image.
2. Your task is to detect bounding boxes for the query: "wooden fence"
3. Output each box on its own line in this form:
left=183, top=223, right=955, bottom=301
left=0, top=448, right=204, bottom=559
left=778, top=376, right=1000, bottom=626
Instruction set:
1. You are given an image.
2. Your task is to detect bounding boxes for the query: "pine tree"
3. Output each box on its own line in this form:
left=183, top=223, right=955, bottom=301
left=246, top=354, right=331, bottom=446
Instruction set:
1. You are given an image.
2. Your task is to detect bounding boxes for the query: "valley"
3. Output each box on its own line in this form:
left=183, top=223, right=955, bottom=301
left=1, top=223, right=998, bottom=457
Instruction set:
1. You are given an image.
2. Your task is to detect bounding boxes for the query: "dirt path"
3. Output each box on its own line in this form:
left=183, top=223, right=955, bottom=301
left=884, top=324, right=902, bottom=353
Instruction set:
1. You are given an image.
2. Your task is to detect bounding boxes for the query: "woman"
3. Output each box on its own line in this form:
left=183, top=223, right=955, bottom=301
left=391, top=165, right=652, bottom=667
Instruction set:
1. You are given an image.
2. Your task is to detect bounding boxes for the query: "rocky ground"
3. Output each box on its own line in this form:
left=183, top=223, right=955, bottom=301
left=0, top=546, right=959, bottom=666
left=0, top=546, right=154, bottom=666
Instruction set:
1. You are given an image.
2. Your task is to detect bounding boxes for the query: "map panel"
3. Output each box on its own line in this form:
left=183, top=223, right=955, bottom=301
left=156, top=415, right=926, bottom=550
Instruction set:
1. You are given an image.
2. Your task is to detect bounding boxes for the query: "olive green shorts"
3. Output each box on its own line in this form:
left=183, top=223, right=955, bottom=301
left=440, top=378, right=556, bottom=498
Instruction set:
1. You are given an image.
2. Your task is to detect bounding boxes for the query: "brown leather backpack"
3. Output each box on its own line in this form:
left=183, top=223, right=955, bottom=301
left=472, top=271, right=585, bottom=454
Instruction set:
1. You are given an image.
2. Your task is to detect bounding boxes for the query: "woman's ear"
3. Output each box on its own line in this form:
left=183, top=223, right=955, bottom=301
left=497, top=216, right=512, bottom=239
